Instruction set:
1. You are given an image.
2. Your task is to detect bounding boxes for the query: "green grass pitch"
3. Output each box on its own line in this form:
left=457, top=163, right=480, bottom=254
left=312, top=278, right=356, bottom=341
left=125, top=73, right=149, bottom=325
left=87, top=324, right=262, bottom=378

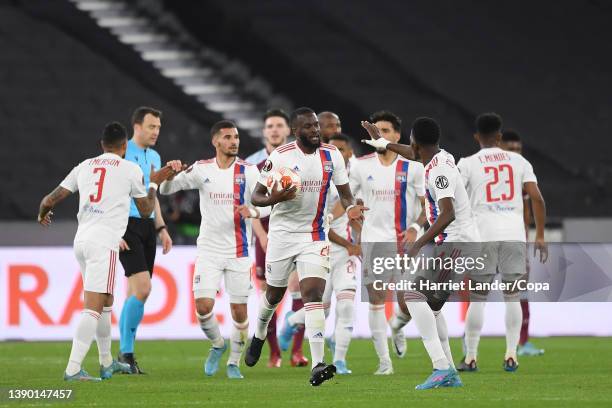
left=1, top=337, right=611, bottom=407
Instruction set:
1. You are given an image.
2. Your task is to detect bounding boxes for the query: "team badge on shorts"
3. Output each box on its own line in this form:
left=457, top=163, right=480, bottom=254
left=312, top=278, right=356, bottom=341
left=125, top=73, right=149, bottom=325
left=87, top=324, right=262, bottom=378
left=194, top=274, right=200, bottom=284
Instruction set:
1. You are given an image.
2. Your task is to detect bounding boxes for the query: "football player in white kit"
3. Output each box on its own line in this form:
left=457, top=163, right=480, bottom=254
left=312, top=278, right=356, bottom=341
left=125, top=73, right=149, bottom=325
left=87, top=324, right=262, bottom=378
left=456, top=113, right=548, bottom=372
left=245, top=107, right=366, bottom=386
left=278, top=133, right=362, bottom=375
left=362, top=117, right=480, bottom=389
left=160, top=120, right=270, bottom=380
left=351, top=111, right=426, bottom=375
left=37, top=122, right=174, bottom=381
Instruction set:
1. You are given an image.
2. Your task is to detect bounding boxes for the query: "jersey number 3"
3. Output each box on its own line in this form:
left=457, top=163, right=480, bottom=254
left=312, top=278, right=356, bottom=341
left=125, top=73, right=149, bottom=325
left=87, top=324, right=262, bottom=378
left=89, top=167, right=107, bottom=203
left=484, top=164, right=514, bottom=202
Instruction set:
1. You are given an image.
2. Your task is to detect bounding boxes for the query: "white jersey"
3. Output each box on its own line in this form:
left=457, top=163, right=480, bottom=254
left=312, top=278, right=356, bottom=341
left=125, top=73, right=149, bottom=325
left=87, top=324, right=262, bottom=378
left=259, top=141, right=349, bottom=243
left=60, top=152, right=147, bottom=250
left=350, top=153, right=424, bottom=242
left=424, top=149, right=479, bottom=244
left=160, top=158, right=268, bottom=258
left=457, top=147, right=537, bottom=242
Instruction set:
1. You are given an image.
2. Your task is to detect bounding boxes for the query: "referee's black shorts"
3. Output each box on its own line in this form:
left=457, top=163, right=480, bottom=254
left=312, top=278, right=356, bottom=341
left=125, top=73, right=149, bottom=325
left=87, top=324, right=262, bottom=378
left=120, top=217, right=157, bottom=277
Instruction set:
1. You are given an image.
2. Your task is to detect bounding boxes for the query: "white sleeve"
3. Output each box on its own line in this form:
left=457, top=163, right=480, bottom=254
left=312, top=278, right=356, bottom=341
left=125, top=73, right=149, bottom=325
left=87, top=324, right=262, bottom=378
left=59, top=164, right=80, bottom=193
left=522, top=158, right=538, bottom=184
left=456, top=157, right=470, bottom=188
left=331, top=149, right=349, bottom=186
left=431, top=164, right=457, bottom=201
left=413, top=162, right=425, bottom=197
left=348, top=161, right=362, bottom=197
left=160, top=163, right=202, bottom=195
left=130, top=166, right=147, bottom=198
left=246, top=165, right=271, bottom=218
left=258, top=150, right=278, bottom=186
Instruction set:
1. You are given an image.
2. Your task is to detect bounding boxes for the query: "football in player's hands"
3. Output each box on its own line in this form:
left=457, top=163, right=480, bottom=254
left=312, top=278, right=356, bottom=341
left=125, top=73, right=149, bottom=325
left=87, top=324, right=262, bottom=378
left=266, top=167, right=301, bottom=194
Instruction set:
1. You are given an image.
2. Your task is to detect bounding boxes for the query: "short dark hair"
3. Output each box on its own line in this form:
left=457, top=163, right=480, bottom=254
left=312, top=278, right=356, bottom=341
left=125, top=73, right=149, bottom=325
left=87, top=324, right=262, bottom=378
left=131, top=106, right=162, bottom=126
left=411, top=117, right=440, bottom=146
left=329, top=133, right=351, bottom=144
left=290, top=107, right=316, bottom=128
left=502, top=129, right=521, bottom=142
left=102, top=121, right=127, bottom=146
left=370, top=110, right=401, bottom=132
left=210, top=120, right=237, bottom=137
left=263, top=109, right=290, bottom=126
left=476, top=112, right=503, bottom=136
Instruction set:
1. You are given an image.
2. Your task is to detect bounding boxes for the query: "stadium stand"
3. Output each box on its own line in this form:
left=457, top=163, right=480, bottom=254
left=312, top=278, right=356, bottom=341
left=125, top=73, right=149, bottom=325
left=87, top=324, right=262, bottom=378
left=167, top=0, right=612, bottom=218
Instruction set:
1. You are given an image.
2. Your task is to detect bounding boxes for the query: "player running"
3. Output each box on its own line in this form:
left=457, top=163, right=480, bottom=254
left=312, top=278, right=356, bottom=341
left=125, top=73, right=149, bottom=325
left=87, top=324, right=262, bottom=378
left=456, top=114, right=547, bottom=372
left=37, top=122, right=174, bottom=381
left=160, top=120, right=270, bottom=379
left=362, top=117, right=479, bottom=389
left=245, top=107, right=366, bottom=386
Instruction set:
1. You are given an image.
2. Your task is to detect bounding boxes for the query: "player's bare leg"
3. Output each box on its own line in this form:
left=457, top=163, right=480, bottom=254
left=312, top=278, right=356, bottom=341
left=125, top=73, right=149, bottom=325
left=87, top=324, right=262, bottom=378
left=366, top=283, right=393, bottom=375
left=245, top=284, right=286, bottom=367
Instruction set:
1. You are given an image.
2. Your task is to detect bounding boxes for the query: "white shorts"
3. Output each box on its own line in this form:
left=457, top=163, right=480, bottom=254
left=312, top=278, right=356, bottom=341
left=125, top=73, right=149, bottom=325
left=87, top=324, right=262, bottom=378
left=193, top=255, right=252, bottom=303
left=329, top=246, right=358, bottom=292
left=471, top=241, right=526, bottom=283
left=265, top=240, right=330, bottom=287
left=74, top=241, right=118, bottom=295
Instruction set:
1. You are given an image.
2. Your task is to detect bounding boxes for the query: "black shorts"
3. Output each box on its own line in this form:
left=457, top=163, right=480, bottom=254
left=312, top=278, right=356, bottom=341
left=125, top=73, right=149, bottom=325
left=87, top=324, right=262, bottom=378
left=120, top=217, right=157, bottom=277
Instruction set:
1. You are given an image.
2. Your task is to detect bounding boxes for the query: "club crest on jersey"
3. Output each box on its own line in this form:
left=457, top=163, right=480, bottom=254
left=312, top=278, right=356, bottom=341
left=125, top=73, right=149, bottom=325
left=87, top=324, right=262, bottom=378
left=262, top=160, right=273, bottom=172
left=435, top=175, right=449, bottom=189
left=396, top=173, right=407, bottom=182
left=323, top=161, right=333, bottom=173
left=234, top=174, right=245, bottom=185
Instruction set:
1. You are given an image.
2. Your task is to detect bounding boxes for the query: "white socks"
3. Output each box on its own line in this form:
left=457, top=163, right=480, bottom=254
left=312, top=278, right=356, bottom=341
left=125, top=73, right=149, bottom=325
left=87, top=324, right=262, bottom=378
left=96, top=306, right=113, bottom=368
left=196, top=310, right=224, bottom=348
left=389, top=308, right=411, bottom=331
left=433, top=310, right=455, bottom=369
left=334, top=291, right=355, bottom=362
left=66, top=309, right=100, bottom=376
left=228, top=319, right=248, bottom=366
left=368, top=304, right=391, bottom=364
left=288, top=307, right=305, bottom=326
left=404, top=293, right=449, bottom=371
left=255, top=294, right=278, bottom=340
left=504, top=294, right=522, bottom=360
left=464, top=301, right=485, bottom=362
left=304, top=302, right=326, bottom=368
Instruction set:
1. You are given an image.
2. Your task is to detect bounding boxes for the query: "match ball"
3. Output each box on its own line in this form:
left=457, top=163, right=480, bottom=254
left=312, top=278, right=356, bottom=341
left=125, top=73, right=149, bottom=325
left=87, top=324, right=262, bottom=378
left=266, top=167, right=301, bottom=194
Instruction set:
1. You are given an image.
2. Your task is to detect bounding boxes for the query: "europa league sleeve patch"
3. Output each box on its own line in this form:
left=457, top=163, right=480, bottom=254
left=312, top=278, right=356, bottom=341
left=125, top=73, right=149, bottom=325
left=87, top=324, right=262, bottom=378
left=262, top=160, right=273, bottom=172
left=435, top=175, right=449, bottom=189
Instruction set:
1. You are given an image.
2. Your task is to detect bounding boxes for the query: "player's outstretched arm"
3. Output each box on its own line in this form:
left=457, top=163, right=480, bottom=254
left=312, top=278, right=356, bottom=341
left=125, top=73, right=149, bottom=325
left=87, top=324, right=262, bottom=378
left=251, top=181, right=296, bottom=207
left=408, top=197, right=455, bottom=256
left=134, top=165, right=175, bottom=218
left=37, top=186, right=72, bottom=226
left=360, top=121, right=415, bottom=160
left=524, top=181, right=548, bottom=263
